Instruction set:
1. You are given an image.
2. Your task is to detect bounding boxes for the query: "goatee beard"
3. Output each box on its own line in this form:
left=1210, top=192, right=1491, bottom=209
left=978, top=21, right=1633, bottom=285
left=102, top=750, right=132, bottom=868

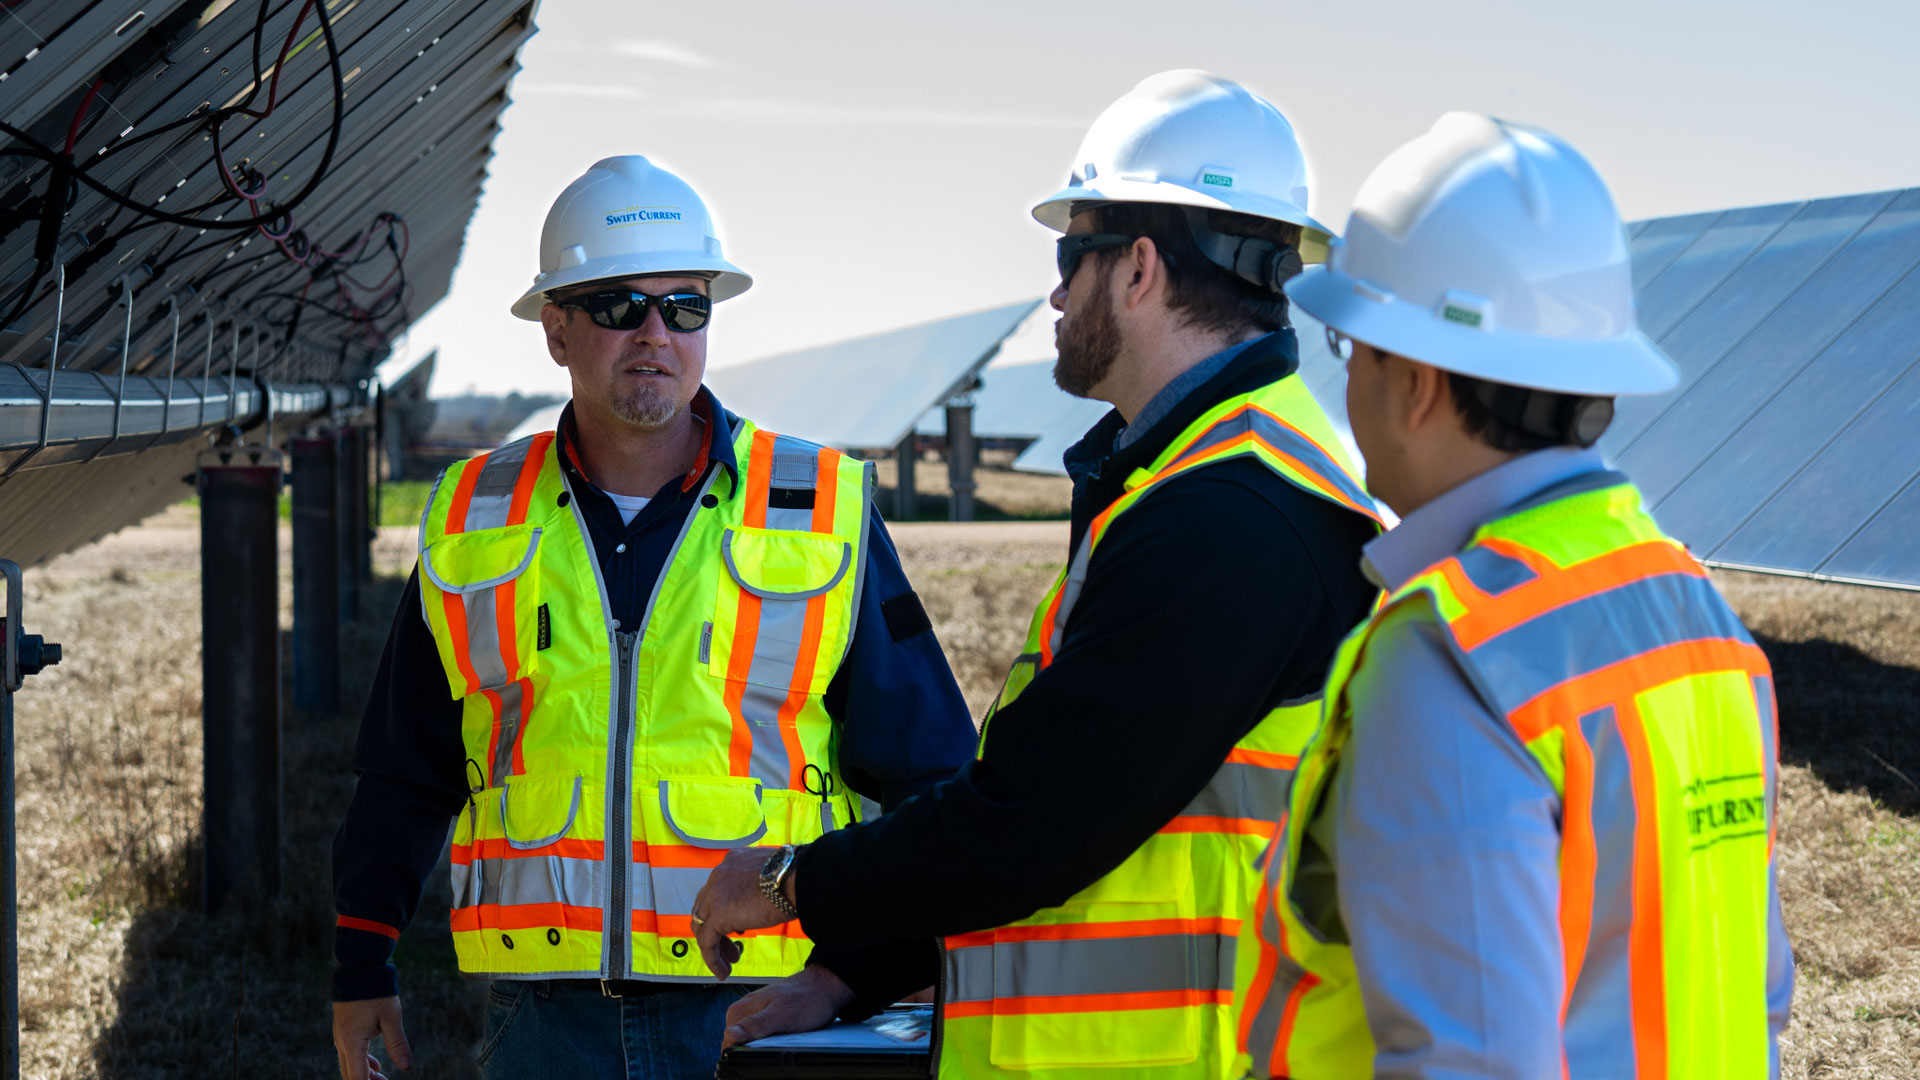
left=1053, top=280, right=1121, bottom=399
left=610, top=387, right=677, bottom=428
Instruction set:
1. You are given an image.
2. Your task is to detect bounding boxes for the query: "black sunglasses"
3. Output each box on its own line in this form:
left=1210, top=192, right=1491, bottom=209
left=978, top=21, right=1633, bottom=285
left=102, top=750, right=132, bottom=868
left=1055, top=233, right=1138, bottom=286
left=555, top=290, right=711, bottom=332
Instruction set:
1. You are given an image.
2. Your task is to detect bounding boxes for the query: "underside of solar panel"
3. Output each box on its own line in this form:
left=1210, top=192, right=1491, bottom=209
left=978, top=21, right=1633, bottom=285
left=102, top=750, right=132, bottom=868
left=0, top=0, right=535, bottom=566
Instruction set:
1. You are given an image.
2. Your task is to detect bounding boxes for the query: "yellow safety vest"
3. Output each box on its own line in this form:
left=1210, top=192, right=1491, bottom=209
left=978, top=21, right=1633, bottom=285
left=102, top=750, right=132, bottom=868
left=938, top=373, right=1381, bottom=1078
left=1234, top=475, right=1779, bottom=1078
left=417, top=418, right=871, bottom=982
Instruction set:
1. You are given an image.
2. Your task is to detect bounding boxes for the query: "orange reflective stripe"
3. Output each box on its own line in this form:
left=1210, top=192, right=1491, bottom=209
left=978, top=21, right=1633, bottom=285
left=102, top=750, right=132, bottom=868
left=1508, top=639, right=1771, bottom=743
left=725, top=430, right=778, bottom=776
left=945, top=917, right=1241, bottom=951
left=635, top=910, right=806, bottom=938
left=1615, top=699, right=1669, bottom=1080
left=639, top=842, right=782, bottom=869
left=1226, top=746, right=1300, bottom=770
left=943, top=988, right=1231, bottom=1020
left=453, top=836, right=604, bottom=863
left=770, top=445, right=841, bottom=786
left=444, top=453, right=485, bottom=536
left=450, top=902, right=602, bottom=932
left=1270, top=971, right=1319, bottom=1078
left=1448, top=540, right=1704, bottom=649
left=1236, top=885, right=1279, bottom=1052
left=337, top=915, right=401, bottom=940
left=1161, top=814, right=1277, bottom=837
left=1036, top=576, right=1070, bottom=668
left=1559, top=724, right=1598, bottom=1021
left=506, top=432, right=553, bottom=524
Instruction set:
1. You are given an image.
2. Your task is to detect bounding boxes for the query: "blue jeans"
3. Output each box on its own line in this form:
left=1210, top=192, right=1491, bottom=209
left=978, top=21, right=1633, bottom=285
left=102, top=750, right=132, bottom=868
left=478, top=979, right=756, bottom=1080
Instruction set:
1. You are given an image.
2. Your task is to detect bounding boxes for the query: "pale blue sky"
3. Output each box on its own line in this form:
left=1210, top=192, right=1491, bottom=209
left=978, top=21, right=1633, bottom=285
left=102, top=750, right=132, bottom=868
left=397, top=0, right=1920, bottom=396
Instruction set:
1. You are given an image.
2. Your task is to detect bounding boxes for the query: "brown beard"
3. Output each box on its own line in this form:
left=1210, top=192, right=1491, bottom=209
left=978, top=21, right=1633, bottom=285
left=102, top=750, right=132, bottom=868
left=610, top=383, right=677, bottom=428
left=1053, top=273, right=1121, bottom=398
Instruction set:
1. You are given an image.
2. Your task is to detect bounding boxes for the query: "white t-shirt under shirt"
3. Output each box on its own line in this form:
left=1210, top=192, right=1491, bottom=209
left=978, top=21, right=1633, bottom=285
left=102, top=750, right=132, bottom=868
left=605, top=491, right=651, bottom=526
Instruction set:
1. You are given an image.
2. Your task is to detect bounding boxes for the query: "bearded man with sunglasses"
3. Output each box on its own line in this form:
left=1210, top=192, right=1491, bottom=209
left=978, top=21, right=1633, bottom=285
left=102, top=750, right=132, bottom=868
left=327, top=156, right=976, bottom=1080
left=690, top=72, right=1382, bottom=1078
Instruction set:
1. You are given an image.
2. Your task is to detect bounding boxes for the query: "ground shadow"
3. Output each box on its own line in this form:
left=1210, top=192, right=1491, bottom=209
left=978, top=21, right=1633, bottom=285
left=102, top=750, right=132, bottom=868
left=94, top=575, right=485, bottom=1079
left=1758, top=632, right=1920, bottom=816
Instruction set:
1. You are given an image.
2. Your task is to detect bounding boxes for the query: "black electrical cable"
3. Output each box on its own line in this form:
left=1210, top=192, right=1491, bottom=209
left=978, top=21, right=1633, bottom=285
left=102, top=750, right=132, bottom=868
left=87, top=0, right=274, bottom=165
left=0, top=0, right=343, bottom=232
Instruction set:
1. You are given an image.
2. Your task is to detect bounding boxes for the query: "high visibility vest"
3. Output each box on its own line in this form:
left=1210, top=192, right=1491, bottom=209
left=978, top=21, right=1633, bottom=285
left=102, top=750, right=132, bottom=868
left=1234, top=473, right=1780, bottom=1079
left=938, top=374, right=1381, bottom=1078
left=416, top=419, right=871, bottom=982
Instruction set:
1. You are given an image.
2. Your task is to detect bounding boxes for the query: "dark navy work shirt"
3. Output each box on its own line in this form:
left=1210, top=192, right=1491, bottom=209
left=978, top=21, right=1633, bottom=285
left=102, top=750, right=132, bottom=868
left=329, top=389, right=976, bottom=1001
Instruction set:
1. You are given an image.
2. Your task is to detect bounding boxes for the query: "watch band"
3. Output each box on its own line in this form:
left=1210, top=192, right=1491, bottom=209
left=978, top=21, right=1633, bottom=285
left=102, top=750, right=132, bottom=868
left=759, top=844, right=800, bottom=921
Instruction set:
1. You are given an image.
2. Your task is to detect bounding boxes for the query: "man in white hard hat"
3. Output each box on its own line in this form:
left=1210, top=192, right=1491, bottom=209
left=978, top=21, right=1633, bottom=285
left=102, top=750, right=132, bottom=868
left=1233, top=114, right=1795, bottom=1078
left=687, top=71, right=1381, bottom=1078
left=326, top=156, right=977, bottom=1080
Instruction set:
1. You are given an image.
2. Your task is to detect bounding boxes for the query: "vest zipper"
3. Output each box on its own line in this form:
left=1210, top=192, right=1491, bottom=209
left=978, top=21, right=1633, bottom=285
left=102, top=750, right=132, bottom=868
left=608, top=629, right=639, bottom=980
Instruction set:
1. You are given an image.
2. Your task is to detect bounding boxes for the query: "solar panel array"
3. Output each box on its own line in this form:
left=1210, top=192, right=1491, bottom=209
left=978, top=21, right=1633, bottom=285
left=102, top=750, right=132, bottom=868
left=0, top=0, right=533, bottom=564
left=703, top=299, right=1040, bottom=450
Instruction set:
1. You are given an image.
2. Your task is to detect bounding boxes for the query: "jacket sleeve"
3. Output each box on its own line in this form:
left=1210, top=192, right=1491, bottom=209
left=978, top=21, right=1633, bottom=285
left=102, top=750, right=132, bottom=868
left=808, top=509, right=981, bottom=1015
left=792, top=469, right=1375, bottom=948
left=820, top=509, right=978, bottom=809
left=329, top=565, right=471, bottom=1002
left=1331, top=605, right=1563, bottom=1080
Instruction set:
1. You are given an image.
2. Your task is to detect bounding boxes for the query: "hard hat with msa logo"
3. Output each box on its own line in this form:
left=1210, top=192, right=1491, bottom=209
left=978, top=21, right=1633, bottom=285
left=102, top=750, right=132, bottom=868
left=510, top=156, right=751, bottom=321
left=1031, top=70, right=1334, bottom=264
left=1286, top=112, right=1678, bottom=396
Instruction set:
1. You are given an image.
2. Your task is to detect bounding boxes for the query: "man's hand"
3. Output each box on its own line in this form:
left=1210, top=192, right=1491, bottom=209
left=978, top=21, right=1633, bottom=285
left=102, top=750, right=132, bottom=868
left=692, top=847, right=795, bottom=979
left=332, top=997, right=412, bottom=1080
left=721, top=964, right=857, bottom=1048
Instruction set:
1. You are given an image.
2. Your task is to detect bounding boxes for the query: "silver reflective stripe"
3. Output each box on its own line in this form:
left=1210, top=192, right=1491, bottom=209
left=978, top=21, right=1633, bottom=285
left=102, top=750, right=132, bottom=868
left=946, top=930, right=1233, bottom=1005
left=464, top=586, right=509, bottom=690
left=1243, top=862, right=1305, bottom=1069
left=1454, top=543, right=1540, bottom=596
left=489, top=679, right=528, bottom=788
left=463, top=435, right=536, bottom=532
left=501, top=775, right=582, bottom=849
left=1170, top=401, right=1374, bottom=512
left=657, top=780, right=769, bottom=848
left=1565, top=705, right=1639, bottom=1077
left=452, top=852, right=605, bottom=910
left=449, top=853, right=589, bottom=908
left=650, top=864, right=731, bottom=916
left=1046, top=533, right=1095, bottom=658
left=1181, top=760, right=1293, bottom=824
left=769, top=434, right=820, bottom=487
left=1754, top=674, right=1778, bottom=814
left=1460, top=573, right=1749, bottom=718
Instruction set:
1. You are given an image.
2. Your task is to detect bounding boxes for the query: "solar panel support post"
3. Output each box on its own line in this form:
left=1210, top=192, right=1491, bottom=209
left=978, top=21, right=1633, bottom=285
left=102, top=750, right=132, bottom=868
left=198, top=449, right=284, bottom=912
left=894, top=432, right=917, bottom=521
left=293, top=435, right=341, bottom=710
left=335, top=427, right=362, bottom=623
left=945, top=399, right=976, bottom=522
left=1, top=559, right=61, bottom=1080
left=353, top=425, right=373, bottom=586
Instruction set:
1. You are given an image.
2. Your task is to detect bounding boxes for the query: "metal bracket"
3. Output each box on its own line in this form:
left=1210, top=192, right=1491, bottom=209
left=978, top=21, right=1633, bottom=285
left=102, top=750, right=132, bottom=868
left=0, top=265, right=66, bottom=483
left=140, top=297, right=181, bottom=452
left=81, top=276, right=135, bottom=465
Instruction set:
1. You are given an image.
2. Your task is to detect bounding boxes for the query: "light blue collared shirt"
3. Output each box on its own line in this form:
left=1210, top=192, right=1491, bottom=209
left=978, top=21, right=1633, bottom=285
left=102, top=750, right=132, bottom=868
left=1295, top=447, right=1792, bottom=1080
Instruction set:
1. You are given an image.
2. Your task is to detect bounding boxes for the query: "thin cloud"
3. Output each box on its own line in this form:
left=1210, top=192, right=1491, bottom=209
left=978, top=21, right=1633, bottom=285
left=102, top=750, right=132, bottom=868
left=514, top=82, right=646, bottom=100
left=610, top=40, right=715, bottom=69
left=693, top=97, right=1080, bottom=130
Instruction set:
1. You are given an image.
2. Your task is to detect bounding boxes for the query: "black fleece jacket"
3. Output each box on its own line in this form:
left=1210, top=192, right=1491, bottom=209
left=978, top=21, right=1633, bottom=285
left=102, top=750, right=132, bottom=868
left=794, top=331, right=1380, bottom=1016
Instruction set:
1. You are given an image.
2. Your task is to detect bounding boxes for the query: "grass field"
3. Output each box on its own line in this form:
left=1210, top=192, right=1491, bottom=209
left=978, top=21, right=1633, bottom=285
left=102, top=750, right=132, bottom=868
left=7, top=478, right=1918, bottom=1077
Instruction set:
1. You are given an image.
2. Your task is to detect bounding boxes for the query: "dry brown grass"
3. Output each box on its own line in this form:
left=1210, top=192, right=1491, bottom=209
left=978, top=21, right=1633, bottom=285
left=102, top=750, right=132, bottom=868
left=10, top=494, right=1919, bottom=1077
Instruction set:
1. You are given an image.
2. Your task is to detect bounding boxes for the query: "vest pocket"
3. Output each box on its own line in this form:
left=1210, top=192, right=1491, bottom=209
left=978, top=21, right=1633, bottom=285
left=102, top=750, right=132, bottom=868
left=707, top=526, right=853, bottom=693
left=656, top=776, right=769, bottom=848
left=421, top=524, right=543, bottom=697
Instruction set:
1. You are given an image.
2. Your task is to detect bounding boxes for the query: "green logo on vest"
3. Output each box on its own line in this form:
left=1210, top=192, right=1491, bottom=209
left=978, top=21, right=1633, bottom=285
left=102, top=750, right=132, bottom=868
left=1442, top=304, right=1483, bottom=328
left=1202, top=172, right=1233, bottom=188
left=1682, top=774, right=1766, bottom=851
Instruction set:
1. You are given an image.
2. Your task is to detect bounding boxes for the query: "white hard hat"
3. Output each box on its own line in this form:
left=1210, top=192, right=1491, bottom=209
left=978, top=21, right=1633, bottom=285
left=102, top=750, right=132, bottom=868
left=510, top=156, right=751, bottom=321
left=1031, top=70, right=1333, bottom=263
left=1287, top=113, right=1677, bottom=396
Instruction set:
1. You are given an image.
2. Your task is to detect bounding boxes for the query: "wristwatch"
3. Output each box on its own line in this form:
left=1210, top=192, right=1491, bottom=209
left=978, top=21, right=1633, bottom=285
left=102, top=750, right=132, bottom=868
left=759, top=844, right=801, bottom=921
